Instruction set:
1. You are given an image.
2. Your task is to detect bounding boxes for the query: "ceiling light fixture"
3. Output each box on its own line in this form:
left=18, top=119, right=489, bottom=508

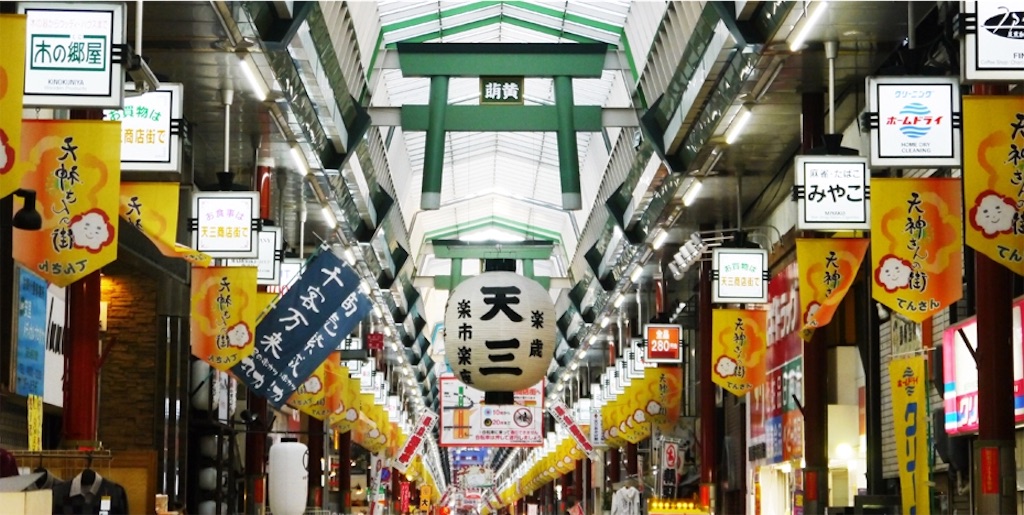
left=238, top=55, right=268, bottom=101
left=789, top=1, right=830, bottom=52
left=629, top=266, right=644, bottom=284
left=682, top=178, right=703, bottom=207
left=290, top=146, right=311, bottom=176
left=724, top=105, right=753, bottom=145
left=651, top=228, right=669, bottom=250
left=600, top=316, right=610, bottom=328
left=322, top=206, right=337, bottom=229
left=612, top=294, right=624, bottom=308
left=342, top=248, right=356, bottom=265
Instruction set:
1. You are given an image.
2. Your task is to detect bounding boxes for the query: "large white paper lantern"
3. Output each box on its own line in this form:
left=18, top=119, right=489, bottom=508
left=269, top=439, right=308, bottom=515
left=444, top=271, right=555, bottom=396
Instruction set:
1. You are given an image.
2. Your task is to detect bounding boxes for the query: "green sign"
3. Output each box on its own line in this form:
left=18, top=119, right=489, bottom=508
left=480, top=76, right=524, bottom=105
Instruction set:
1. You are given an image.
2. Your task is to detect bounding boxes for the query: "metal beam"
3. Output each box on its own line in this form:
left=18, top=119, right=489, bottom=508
left=396, top=43, right=608, bottom=77
left=431, top=240, right=554, bottom=260
left=381, top=49, right=627, bottom=72
left=414, top=275, right=572, bottom=290
left=369, top=106, right=638, bottom=129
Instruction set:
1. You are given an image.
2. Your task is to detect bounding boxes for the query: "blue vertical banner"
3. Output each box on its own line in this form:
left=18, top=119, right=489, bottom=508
left=232, top=249, right=372, bottom=407
left=16, top=267, right=48, bottom=397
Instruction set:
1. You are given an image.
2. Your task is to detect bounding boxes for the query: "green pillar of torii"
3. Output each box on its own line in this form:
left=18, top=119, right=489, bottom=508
left=396, top=43, right=608, bottom=211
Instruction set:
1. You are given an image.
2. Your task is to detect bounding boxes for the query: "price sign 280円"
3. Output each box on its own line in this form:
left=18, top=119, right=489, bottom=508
left=645, top=324, right=683, bottom=363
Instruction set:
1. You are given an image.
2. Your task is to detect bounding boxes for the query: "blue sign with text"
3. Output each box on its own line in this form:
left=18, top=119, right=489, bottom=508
left=16, top=268, right=48, bottom=397
left=232, top=250, right=372, bottom=407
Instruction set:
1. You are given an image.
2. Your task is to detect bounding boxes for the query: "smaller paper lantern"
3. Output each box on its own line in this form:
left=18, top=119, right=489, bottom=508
left=444, top=272, right=555, bottom=397
left=269, top=439, right=308, bottom=515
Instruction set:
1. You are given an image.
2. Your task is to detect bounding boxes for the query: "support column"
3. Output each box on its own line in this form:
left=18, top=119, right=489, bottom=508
left=625, top=442, right=638, bottom=478
left=308, top=418, right=324, bottom=507
left=698, top=260, right=715, bottom=513
left=553, top=75, right=581, bottom=210
left=574, top=459, right=584, bottom=506
left=421, top=75, right=449, bottom=210
left=973, top=75, right=1016, bottom=515
left=255, top=155, right=273, bottom=221
left=245, top=397, right=268, bottom=514
left=608, top=447, right=620, bottom=485
left=800, top=91, right=829, bottom=515
left=561, top=472, right=571, bottom=514
left=63, top=271, right=101, bottom=446
left=338, top=430, right=351, bottom=513
left=860, top=262, right=883, bottom=494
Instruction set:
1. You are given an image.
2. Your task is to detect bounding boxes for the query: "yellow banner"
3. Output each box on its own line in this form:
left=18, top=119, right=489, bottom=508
left=288, top=352, right=342, bottom=420
left=119, top=182, right=212, bottom=266
left=870, top=178, right=962, bottom=322
left=13, top=120, right=122, bottom=286
left=889, top=355, right=930, bottom=515
left=0, top=15, right=26, bottom=199
left=190, top=266, right=258, bottom=370
left=797, top=238, right=870, bottom=338
left=329, top=376, right=360, bottom=434
left=963, top=96, right=1024, bottom=277
left=711, top=308, right=767, bottom=396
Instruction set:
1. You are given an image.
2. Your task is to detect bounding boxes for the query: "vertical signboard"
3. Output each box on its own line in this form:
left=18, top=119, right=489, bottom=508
left=15, top=267, right=47, bottom=397
left=889, top=355, right=930, bottom=514
left=867, top=77, right=960, bottom=167
left=104, top=83, right=184, bottom=172
left=794, top=156, right=870, bottom=230
left=18, top=2, right=125, bottom=108
left=961, top=2, right=1024, bottom=81
left=43, top=283, right=66, bottom=407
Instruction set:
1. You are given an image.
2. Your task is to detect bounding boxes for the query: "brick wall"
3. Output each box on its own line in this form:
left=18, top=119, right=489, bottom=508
left=97, top=260, right=158, bottom=450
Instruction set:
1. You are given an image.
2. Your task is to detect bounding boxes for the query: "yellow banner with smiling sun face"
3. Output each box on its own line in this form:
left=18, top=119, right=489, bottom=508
left=797, top=238, right=869, bottom=339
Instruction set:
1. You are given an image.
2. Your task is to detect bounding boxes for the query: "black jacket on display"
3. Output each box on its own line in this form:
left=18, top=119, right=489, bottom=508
left=51, top=470, right=129, bottom=515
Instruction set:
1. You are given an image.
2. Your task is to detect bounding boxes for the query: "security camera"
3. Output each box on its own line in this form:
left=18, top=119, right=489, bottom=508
left=126, top=57, right=161, bottom=96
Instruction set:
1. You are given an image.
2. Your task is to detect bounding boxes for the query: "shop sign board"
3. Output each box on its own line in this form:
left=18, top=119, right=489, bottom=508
left=15, top=267, right=47, bottom=397
left=395, top=410, right=438, bottom=470
left=942, top=296, right=1024, bottom=435
left=867, top=77, right=961, bottom=167
left=480, top=76, right=524, bottom=105
left=191, top=191, right=260, bottom=258
left=18, top=2, right=125, bottom=108
left=226, top=227, right=283, bottom=286
left=645, top=324, right=683, bottom=363
left=103, top=83, right=184, bottom=172
left=712, top=247, right=769, bottom=304
left=438, top=376, right=544, bottom=447
left=628, top=339, right=646, bottom=378
left=794, top=156, right=870, bottom=230
left=548, top=399, right=598, bottom=460
left=961, top=2, right=1024, bottom=81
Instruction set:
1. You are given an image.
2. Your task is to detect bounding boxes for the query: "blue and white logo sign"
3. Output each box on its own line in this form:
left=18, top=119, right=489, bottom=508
left=868, top=76, right=961, bottom=168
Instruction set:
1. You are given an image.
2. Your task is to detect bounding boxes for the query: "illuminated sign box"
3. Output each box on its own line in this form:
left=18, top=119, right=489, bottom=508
left=712, top=247, right=769, bottom=304
left=18, top=2, right=125, bottom=108
left=191, top=191, right=260, bottom=259
left=226, top=227, right=283, bottom=286
left=644, top=325, right=683, bottom=363
left=794, top=155, right=870, bottom=231
left=961, top=2, right=1024, bottom=81
left=866, top=76, right=960, bottom=168
left=104, top=83, right=185, bottom=172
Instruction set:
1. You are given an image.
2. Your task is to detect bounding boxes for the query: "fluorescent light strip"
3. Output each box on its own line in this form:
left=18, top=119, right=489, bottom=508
left=725, top=107, right=753, bottom=145
left=651, top=228, right=669, bottom=250
left=290, top=146, right=310, bottom=176
left=789, top=1, right=830, bottom=52
left=321, top=206, right=337, bottom=228
left=682, top=179, right=703, bottom=207
left=238, top=57, right=267, bottom=101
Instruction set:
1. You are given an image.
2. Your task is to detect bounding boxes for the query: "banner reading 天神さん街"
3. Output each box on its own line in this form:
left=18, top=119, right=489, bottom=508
left=711, top=308, right=767, bottom=397
left=870, top=178, right=962, bottom=323
left=962, top=96, right=1024, bottom=277
left=797, top=238, right=870, bottom=339
left=190, top=266, right=258, bottom=370
left=120, top=182, right=211, bottom=266
left=889, top=355, right=930, bottom=515
left=13, top=120, right=122, bottom=287
left=288, top=351, right=348, bottom=421
left=0, top=15, right=26, bottom=199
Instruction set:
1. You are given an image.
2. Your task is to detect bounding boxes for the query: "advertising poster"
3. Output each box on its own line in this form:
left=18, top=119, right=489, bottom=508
left=190, top=266, right=258, bottom=370
left=962, top=96, right=1024, bottom=277
left=889, top=355, right=930, bottom=515
left=871, top=178, right=963, bottom=322
left=120, top=182, right=211, bottom=266
left=796, top=238, right=869, bottom=338
left=43, top=283, right=66, bottom=407
left=711, top=308, right=767, bottom=397
left=13, top=120, right=122, bottom=286
left=439, top=377, right=544, bottom=447
left=15, top=267, right=47, bottom=397
left=0, top=14, right=26, bottom=199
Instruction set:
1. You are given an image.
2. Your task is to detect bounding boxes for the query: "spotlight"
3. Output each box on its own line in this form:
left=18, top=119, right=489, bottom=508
left=11, top=189, right=42, bottom=231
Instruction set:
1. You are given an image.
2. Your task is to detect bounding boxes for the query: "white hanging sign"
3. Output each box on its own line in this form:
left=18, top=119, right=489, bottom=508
left=104, top=83, right=185, bottom=172
left=191, top=192, right=260, bottom=258
left=794, top=156, right=870, bottom=231
left=712, top=247, right=769, bottom=304
left=867, top=76, right=961, bottom=167
left=961, top=2, right=1024, bottom=81
left=227, top=227, right=283, bottom=286
left=18, top=2, right=125, bottom=108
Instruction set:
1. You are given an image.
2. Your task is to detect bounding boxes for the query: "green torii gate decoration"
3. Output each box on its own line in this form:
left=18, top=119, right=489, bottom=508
left=396, top=42, right=608, bottom=211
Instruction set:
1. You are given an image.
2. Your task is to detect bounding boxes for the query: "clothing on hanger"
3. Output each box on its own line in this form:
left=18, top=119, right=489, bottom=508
left=611, top=484, right=641, bottom=515
left=29, top=468, right=64, bottom=491
left=51, top=469, right=129, bottom=515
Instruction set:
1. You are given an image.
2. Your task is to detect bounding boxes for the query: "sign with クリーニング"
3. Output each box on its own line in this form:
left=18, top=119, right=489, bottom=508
left=961, top=2, right=1024, bottom=81
left=104, top=83, right=184, bottom=172
left=712, top=247, right=769, bottom=304
left=867, top=76, right=960, bottom=167
left=794, top=156, right=870, bottom=230
left=17, top=2, right=125, bottom=108
left=191, top=191, right=260, bottom=259
left=438, top=376, right=544, bottom=447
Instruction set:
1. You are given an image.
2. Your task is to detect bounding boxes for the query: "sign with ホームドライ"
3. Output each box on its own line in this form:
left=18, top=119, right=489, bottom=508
left=867, top=76, right=960, bottom=168
left=443, top=271, right=555, bottom=393
left=794, top=156, right=870, bottom=230
left=104, top=83, right=184, bottom=172
left=18, top=2, right=125, bottom=108
left=438, top=377, right=543, bottom=447
left=230, top=250, right=372, bottom=407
